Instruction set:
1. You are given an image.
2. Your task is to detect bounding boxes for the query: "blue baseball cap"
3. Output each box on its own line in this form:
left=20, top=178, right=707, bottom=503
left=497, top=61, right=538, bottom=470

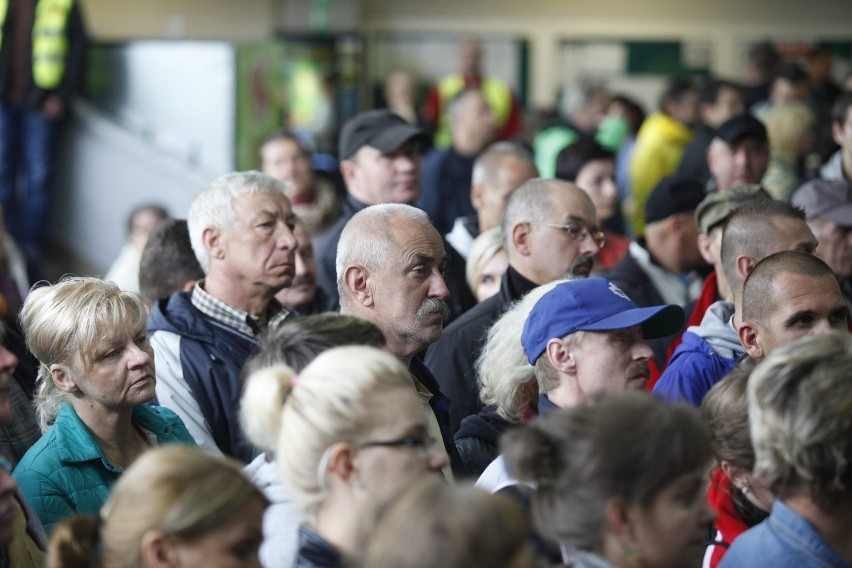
left=521, top=278, right=685, bottom=364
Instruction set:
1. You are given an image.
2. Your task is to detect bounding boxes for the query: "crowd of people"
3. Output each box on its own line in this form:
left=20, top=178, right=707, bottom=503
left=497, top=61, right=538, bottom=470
left=0, top=30, right=851, bottom=568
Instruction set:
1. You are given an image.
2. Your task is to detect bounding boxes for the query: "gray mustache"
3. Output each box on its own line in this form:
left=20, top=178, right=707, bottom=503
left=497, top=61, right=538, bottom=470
left=416, top=298, right=450, bottom=323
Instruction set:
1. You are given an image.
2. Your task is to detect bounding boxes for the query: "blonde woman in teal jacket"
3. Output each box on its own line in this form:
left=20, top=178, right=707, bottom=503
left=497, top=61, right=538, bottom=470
left=12, top=277, right=195, bottom=534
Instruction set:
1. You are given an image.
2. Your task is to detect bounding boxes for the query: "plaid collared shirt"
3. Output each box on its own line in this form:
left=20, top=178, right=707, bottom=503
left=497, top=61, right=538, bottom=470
left=190, top=280, right=291, bottom=341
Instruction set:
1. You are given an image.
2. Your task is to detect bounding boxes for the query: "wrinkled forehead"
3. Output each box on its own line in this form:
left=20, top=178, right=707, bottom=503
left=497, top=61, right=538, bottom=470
left=387, top=218, right=446, bottom=261
left=231, top=191, right=292, bottom=220
left=77, top=304, right=147, bottom=363
left=549, top=189, right=597, bottom=224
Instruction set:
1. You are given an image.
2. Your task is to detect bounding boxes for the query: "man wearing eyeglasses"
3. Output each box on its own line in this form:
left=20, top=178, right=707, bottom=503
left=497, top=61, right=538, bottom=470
left=425, top=178, right=601, bottom=435
left=602, top=175, right=708, bottom=368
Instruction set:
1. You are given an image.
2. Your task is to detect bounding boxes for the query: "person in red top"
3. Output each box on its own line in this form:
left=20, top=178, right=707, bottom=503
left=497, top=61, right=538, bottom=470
left=700, top=362, right=772, bottom=568
left=421, top=37, right=522, bottom=148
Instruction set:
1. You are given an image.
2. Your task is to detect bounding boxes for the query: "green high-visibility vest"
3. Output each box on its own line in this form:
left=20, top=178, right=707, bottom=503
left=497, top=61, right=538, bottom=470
left=0, top=0, right=74, bottom=90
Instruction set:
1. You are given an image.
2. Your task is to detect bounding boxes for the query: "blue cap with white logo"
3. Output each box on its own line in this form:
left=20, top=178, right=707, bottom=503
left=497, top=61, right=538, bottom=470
left=521, top=278, right=685, bottom=364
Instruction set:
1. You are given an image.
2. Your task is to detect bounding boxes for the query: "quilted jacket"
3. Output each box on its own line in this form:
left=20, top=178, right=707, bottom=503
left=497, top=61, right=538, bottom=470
left=13, top=403, right=194, bottom=534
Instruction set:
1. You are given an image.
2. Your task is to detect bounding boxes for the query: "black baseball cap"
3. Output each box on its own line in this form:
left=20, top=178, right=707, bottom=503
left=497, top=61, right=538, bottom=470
left=338, top=109, right=427, bottom=160
left=645, top=175, right=707, bottom=225
left=715, top=113, right=767, bottom=146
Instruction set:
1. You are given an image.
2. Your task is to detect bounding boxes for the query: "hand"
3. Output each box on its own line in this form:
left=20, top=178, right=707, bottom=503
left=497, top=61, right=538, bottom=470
left=42, top=95, right=65, bottom=120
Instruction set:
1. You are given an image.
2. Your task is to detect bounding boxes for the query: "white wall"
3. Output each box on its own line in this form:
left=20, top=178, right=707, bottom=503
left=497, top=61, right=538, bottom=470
left=54, top=102, right=211, bottom=273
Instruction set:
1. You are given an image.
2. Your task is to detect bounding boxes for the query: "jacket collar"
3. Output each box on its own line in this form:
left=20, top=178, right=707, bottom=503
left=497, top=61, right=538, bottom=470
left=53, top=404, right=180, bottom=469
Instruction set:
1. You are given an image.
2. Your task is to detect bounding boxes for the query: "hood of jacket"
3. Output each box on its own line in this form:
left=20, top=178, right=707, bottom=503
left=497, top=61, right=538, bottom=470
left=688, top=300, right=744, bottom=360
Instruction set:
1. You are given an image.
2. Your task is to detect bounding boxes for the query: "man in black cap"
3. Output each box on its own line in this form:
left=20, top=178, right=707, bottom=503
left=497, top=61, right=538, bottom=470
left=677, top=79, right=745, bottom=184
left=314, top=109, right=425, bottom=310
left=706, top=113, right=770, bottom=192
left=315, top=109, right=475, bottom=317
left=603, top=175, right=707, bottom=367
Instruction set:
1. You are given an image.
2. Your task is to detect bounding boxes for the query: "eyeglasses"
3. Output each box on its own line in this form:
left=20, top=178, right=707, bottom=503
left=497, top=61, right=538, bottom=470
left=530, top=222, right=606, bottom=247
left=356, top=435, right=438, bottom=454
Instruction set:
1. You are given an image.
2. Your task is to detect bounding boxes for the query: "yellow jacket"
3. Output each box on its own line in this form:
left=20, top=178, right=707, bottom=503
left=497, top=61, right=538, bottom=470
left=628, top=112, right=693, bottom=235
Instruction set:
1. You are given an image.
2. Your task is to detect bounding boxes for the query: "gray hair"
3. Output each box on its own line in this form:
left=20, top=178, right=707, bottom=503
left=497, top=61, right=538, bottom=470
left=471, top=141, right=535, bottom=187
left=187, top=171, right=288, bottom=272
left=335, top=203, right=433, bottom=307
left=477, top=280, right=565, bottom=423
left=20, top=277, right=148, bottom=431
left=500, top=178, right=557, bottom=250
left=748, top=332, right=852, bottom=509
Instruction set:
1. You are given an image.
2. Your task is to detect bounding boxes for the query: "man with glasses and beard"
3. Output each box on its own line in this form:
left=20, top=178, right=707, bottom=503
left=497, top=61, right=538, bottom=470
left=337, top=203, right=460, bottom=476
left=426, top=178, right=602, bottom=433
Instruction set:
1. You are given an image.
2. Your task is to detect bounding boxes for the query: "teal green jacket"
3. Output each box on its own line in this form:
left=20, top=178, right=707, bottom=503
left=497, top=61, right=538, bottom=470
left=13, top=403, right=195, bottom=534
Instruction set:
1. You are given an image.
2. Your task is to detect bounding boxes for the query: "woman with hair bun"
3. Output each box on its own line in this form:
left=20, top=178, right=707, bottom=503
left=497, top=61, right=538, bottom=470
left=46, top=445, right=267, bottom=568
left=503, top=391, right=715, bottom=568
left=12, top=277, right=195, bottom=533
left=241, top=345, right=448, bottom=567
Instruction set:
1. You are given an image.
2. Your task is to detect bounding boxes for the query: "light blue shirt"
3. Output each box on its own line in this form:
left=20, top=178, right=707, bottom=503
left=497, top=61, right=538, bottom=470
left=720, top=499, right=851, bottom=567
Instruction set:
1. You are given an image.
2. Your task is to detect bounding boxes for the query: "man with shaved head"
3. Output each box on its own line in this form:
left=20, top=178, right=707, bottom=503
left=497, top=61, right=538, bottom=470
left=426, top=178, right=601, bottom=432
left=738, top=251, right=847, bottom=359
left=655, top=200, right=818, bottom=405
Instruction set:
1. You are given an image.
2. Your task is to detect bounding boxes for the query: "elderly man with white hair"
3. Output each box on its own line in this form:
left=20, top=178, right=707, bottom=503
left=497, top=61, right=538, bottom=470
left=337, top=203, right=461, bottom=476
left=148, top=171, right=298, bottom=462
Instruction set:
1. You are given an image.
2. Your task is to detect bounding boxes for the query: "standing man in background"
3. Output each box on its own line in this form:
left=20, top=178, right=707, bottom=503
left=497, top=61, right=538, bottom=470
left=627, top=77, right=697, bottom=236
left=0, top=0, right=86, bottom=263
left=422, top=37, right=522, bottom=148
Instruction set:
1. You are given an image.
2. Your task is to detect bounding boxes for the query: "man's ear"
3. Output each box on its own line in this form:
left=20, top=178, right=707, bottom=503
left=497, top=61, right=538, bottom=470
left=201, top=227, right=224, bottom=262
left=832, top=121, right=845, bottom=147
left=545, top=338, right=574, bottom=374
left=140, top=529, right=179, bottom=568
left=697, top=233, right=715, bottom=266
left=511, top=222, right=532, bottom=256
left=343, top=265, right=373, bottom=308
left=470, top=183, right=485, bottom=211
left=340, top=159, right=357, bottom=187
left=736, top=254, right=757, bottom=281
left=50, top=364, right=78, bottom=394
left=738, top=320, right=764, bottom=359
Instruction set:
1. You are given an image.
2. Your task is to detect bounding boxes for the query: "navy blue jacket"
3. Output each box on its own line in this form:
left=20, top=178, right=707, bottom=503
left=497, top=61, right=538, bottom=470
left=147, top=292, right=259, bottom=463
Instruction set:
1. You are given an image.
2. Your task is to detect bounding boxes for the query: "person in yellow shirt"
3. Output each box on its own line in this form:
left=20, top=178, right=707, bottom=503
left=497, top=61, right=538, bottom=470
left=628, top=78, right=698, bottom=236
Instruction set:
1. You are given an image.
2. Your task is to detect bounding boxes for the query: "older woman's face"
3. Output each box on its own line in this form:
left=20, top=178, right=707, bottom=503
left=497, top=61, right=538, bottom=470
left=351, top=386, right=448, bottom=508
left=69, top=324, right=156, bottom=410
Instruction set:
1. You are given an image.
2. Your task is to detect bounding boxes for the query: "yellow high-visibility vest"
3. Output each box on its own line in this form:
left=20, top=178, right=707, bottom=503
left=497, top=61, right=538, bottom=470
left=0, top=0, right=74, bottom=90
left=434, top=74, right=512, bottom=148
